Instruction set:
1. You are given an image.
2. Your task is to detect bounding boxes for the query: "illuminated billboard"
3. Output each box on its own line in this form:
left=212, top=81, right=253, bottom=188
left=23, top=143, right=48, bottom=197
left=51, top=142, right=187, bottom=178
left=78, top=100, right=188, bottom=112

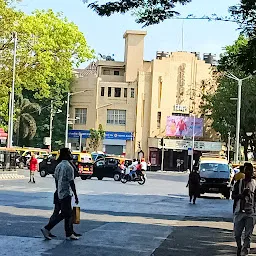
left=166, top=116, right=203, bottom=137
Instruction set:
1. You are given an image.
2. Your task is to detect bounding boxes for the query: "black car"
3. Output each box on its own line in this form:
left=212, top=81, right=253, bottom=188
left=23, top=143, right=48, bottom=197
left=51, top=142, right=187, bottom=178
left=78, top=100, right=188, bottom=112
left=93, top=157, right=123, bottom=181
left=39, top=155, right=79, bottom=178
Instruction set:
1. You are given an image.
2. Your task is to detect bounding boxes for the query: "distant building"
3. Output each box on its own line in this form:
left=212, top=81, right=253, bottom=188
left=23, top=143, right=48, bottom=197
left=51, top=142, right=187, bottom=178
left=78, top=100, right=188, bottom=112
left=70, top=30, right=220, bottom=170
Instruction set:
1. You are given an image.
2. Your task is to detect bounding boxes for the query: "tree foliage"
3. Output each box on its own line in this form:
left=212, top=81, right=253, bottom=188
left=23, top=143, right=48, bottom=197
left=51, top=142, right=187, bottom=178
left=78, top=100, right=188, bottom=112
left=86, top=0, right=192, bottom=27
left=0, top=0, right=94, bottom=147
left=14, top=95, right=41, bottom=145
left=89, top=124, right=105, bottom=152
left=202, top=35, right=256, bottom=160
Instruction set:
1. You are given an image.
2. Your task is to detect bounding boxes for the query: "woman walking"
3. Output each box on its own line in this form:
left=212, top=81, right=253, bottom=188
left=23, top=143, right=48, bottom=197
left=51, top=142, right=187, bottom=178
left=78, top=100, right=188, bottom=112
left=187, top=166, right=200, bottom=204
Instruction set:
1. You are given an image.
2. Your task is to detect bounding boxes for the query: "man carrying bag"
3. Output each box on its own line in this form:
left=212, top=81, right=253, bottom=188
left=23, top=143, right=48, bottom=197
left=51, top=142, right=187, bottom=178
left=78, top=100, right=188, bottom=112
left=41, top=148, right=80, bottom=240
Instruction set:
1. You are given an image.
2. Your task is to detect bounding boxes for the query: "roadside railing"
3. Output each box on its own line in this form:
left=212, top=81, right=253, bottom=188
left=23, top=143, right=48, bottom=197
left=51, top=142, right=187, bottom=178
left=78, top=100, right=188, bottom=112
left=0, top=151, right=18, bottom=171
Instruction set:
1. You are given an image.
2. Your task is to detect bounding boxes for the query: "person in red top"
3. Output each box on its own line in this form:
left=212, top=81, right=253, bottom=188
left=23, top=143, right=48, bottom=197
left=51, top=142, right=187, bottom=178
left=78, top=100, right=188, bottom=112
left=177, top=118, right=187, bottom=136
left=136, top=160, right=142, bottom=176
left=29, top=154, right=38, bottom=183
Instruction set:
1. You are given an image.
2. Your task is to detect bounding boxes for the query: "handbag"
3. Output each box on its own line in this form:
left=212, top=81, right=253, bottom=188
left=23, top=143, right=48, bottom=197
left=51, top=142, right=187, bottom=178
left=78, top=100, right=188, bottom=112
left=72, top=206, right=80, bottom=224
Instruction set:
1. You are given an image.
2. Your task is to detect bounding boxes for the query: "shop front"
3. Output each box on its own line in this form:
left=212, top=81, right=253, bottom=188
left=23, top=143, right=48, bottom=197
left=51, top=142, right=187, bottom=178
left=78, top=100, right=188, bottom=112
left=68, top=130, right=134, bottom=157
left=148, top=138, right=222, bottom=171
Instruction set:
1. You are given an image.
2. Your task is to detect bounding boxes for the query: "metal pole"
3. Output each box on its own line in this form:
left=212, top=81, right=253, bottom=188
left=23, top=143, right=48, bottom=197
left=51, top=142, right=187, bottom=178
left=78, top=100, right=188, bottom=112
left=7, top=32, right=17, bottom=148
left=227, top=131, right=231, bottom=163
left=191, top=115, right=195, bottom=171
left=79, top=133, right=82, bottom=152
left=7, top=93, right=12, bottom=148
left=235, top=79, right=242, bottom=163
left=49, top=100, right=53, bottom=152
left=161, top=143, right=164, bottom=172
left=65, top=92, right=70, bottom=148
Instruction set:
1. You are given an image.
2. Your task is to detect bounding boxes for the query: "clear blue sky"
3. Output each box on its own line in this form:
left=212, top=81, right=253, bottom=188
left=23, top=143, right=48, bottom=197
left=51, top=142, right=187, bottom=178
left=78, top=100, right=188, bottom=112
left=18, top=0, right=240, bottom=66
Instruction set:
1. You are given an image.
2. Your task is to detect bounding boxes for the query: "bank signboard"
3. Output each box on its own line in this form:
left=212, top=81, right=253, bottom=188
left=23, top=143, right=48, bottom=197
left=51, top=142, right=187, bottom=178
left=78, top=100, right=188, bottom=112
left=68, top=130, right=133, bottom=141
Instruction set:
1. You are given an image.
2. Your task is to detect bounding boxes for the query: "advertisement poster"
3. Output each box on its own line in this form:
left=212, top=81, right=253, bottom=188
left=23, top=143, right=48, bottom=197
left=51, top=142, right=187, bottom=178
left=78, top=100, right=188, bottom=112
left=166, top=116, right=203, bottom=137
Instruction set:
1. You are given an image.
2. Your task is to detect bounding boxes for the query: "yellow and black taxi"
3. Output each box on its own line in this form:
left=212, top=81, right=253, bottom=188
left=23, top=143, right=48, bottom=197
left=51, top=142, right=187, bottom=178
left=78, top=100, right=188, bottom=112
left=199, top=156, right=232, bottom=199
left=39, top=151, right=93, bottom=180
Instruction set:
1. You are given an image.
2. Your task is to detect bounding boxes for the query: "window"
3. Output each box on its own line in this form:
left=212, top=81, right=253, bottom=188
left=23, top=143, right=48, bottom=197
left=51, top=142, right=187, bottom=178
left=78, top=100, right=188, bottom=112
left=101, top=87, right=105, bottom=96
left=157, top=112, right=161, bottom=129
left=124, top=88, right=127, bottom=98
left=103, top=69, right=110, bottom=75
left=108, top=87, right=112, bottom=97
left=114, top=88, right=121, bottom=97
left=96, top=160, right=105, bottom=167
left=131, top=88, right=135, bottom=98
left=75, top=108, right=87, bottom=124
left=114, top=70, right=120, bottom=76
left=107, top=109, right=126, bottom=125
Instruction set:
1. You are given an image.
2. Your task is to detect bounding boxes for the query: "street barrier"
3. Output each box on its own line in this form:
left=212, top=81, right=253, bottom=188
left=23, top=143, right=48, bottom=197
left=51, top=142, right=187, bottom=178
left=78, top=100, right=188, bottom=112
left=0, top=150, right=18, bottom=171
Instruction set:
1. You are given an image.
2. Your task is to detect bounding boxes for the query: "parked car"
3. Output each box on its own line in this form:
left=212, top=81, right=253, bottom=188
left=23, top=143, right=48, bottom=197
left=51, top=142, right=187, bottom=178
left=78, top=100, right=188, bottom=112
left=93, top=157, right=121, bottom=181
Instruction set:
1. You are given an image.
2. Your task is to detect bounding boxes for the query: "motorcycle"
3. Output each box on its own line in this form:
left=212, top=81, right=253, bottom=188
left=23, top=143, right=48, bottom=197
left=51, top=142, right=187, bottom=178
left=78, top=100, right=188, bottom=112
left=120, top=168, right=146, bottom=185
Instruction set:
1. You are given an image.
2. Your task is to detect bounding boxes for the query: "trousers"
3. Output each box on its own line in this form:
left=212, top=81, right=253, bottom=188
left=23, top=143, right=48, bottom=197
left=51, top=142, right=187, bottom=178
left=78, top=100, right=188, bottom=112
left=234, top=212, right=255, bottom=249
left=45, top=195, right=73, bottom=237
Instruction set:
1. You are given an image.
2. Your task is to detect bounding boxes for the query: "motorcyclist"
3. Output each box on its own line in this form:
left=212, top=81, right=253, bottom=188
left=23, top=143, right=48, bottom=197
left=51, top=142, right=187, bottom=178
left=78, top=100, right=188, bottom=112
left=136, top=160, right=142, bottom=177
left=129, top=159, right=138, bottom=178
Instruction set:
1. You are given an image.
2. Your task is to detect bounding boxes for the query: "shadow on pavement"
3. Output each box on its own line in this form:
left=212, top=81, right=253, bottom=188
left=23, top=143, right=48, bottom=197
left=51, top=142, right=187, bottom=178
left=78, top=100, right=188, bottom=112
left=152, top=225, right=236, bottom=256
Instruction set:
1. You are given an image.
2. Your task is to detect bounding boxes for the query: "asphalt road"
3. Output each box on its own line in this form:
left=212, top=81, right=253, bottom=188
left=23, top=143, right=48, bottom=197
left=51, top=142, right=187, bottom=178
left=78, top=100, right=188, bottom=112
left=0, top=170, right=251, bottom=256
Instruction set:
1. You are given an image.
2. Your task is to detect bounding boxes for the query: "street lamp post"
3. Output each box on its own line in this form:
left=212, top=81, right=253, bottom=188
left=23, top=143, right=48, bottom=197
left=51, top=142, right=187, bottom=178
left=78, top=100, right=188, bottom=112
left=49, top=100, right=54, bottom=152
left=190, top=114, right=196, bottom=172
left=7, top=32, right=18, bottom=148
left=65, top=90, right=88, bottom=148
left=225, top=72, right=254, bottom=163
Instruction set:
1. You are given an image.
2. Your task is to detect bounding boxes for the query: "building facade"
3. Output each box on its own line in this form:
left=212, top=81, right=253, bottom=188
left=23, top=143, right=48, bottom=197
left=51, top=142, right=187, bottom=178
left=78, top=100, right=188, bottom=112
left=69, top=30, right=221, bottom=170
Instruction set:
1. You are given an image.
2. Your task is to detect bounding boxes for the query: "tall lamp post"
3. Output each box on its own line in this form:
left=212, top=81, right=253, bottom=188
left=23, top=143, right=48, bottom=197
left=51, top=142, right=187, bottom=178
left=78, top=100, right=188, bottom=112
left=7, top=32, right=18, bottom=148
left=225, top=72, right=255, bottom=163
left=190, top=114, right=196, bottom=172
left=65, top=90, right=88, bottom=148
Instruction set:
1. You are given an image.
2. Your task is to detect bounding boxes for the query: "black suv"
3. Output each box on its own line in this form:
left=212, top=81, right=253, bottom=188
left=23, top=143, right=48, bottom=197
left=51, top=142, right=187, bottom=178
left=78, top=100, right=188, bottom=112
left=39, top=155, right=79, bottom=178
left=93, top=157, right=123, bottom=181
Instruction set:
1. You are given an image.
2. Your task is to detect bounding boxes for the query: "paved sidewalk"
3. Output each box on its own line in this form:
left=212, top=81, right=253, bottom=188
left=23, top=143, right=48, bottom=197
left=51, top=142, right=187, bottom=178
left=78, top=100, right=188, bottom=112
left=152, top=217, right=256, bottom=256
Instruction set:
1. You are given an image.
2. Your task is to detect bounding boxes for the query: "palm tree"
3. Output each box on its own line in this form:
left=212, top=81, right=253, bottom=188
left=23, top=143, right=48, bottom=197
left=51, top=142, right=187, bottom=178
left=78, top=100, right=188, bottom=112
left=14, top=95, right=41, bottom=146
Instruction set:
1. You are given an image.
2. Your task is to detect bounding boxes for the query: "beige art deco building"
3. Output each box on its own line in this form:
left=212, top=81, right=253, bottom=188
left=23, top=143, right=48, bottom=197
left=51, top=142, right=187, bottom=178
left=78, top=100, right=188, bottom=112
left=69, top=30, right=221, bottom=170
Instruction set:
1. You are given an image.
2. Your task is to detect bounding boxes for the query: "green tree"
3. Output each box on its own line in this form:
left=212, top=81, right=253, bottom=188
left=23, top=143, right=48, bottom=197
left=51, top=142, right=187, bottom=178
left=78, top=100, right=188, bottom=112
left=0, top=1, right=94, bottom=129
left=89, top=124, right=105, bottom=152
left=14, top=95, right=41, bottom=146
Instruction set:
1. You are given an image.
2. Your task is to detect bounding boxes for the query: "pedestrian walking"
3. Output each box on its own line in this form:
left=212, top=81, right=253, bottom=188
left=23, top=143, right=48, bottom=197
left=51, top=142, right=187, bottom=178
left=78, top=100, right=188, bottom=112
left=28, top=154, right=38, bottom=183
left=232, top=163, right=256, bottom=256
left=41, top=148, right=80, bottom=241
left=47, top=158, right=82, bottom=238
left=186, top=166, right=200, bottom=204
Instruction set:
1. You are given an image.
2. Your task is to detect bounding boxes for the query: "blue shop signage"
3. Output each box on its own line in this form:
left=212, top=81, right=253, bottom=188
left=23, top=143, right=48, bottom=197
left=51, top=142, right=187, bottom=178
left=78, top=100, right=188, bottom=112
left=68, top=130, right=134, bottom=141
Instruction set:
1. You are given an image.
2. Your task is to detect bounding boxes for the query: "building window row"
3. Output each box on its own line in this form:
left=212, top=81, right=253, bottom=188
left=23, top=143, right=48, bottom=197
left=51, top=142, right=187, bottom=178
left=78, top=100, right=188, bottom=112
left=101, top=87, right=135, bottom=98
left=107, top=109, right=126, bottom=125
left=74, top=108, right=126, bottom=126
left=102, top=69, right=121, bottom=76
